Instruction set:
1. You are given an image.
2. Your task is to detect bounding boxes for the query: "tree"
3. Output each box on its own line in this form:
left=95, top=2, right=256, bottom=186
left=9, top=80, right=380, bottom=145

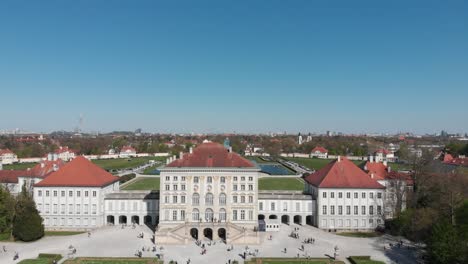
left=428, top=220, right=464, bottom=264
left=0, top=186, right=15, bottom=239
left=12, top=186, right=44, bottom=242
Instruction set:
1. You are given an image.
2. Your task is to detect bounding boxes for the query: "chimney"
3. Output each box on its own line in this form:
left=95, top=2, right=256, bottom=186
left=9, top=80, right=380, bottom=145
left=337, top=156, right=341, bottom=162
left=370, top=173, right=374, bottom=179
left=189, top=147, right=193, bottom=154
left=388, top=166, right=391, bottom=173
left=41, top=162, right=45, bottom=168
left=383, top=160, right=387, bottom=166
left=53, top=164, right=59, bottom=171
left=179, top=151, right=184, bottom=159
left=228, top=146, right=232, bottom=153
left=369, top=156, right=374, bottom=163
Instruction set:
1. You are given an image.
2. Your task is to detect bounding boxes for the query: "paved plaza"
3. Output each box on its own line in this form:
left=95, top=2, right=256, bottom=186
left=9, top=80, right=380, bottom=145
left=0, top=224, right=421, bottom=264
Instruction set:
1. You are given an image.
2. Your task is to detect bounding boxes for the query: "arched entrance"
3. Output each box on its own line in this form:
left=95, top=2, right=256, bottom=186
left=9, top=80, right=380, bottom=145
left=306, top=215, right=313, bottom=225
left=144, top=215, right=152, bottom=225
left=293, top=215, right=302, bottom=225
left=119, top=215, right=127, bottom=224
left=190, top=228, right=198, bottom=240
left=218, top=228, right=226, bottom=241
left=107, top=215, right=115, bottom=225
left=281, top=215, right=290, bottom=224
left=203, top=228, right=213, bottom=240
left=131, top=215, right=140, bottom=225
left=258, top=214, right=265, bottom=220
left=269, top=215, right=278, bottom=220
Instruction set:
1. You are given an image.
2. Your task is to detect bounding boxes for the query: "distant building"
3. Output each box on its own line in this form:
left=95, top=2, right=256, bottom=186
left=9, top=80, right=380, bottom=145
left=119, top=146, right=137, bottom=158
left=442, top=153, right=468, bottom=167
left=0, top=148, right=18, bottom=164
left=373, top=149, right=395, bottom=162
left=298, top=133, right=303, bottom=145
left=310, top=146, right=328, bottom=159
left=53, top=146, right=76, bottom=161
left=306, top=133, right=312, bottom=143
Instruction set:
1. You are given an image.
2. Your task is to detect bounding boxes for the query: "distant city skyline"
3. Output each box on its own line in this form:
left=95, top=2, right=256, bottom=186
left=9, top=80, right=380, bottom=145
left=1, top=1, right=467, bottom=134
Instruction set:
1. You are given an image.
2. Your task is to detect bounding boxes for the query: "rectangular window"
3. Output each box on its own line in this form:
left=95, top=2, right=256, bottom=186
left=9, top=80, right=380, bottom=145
left=322, top=205, right=327, bottom=215
left=92, top=191, right=96, bottom=197
left=233, top=177, right=238, bottom=181
left=240, top=210, right=245, bottom=220
left=85, top=191, right=88, bottom=197
left=172, top=210, right=177, bottom=220
left=346, top=206, right=351, bottom=215
left=181, top=210, right=185, bottom=221
left=330, top=205, right=335, bottom=215
left=181, top=176, right=186, bottom=181
left=241, top=185, right=245, bottom=191
left=377, top=192, right=382, bottom=199
left=346, top=192, right=350, bottom=198
left=248, top=184, right=253, bottom=191
left=207, top=177, right=212, bottom=183
left=369, top=205, right=374, bottom=215
left=69, top=191, right=73, bottom=197
left=38, top=190, right=42, bottom=197
left=84, top=204, right=89, bottom=214
left=61, top=204, right=65, bottom=214
left=61, top=191, right=65, bottom=197
left=221, top=177, right=225, bottom=183
left=181, top=196, right=186, bottom=203
left=249, top=196, right=253, bottom=203
left=53, top=191, right=57, bottom=197
left=241, top=196, right=245, bottom=203
left=362, top=206, right=366, bottom=215
left=249, top=210, right=253, bottom=220
left=354, top=206, right=358, bottom=215
left=68, top=204, right=73, bottom=214
left=338, top=205, right=343, bottom=215
left=322, top=192, right=327, bottom=198
left=77, top=191, right=81, bottom=197
left=165, top=185, right=170, bottom=191
left=241, top=177, right=245, bottom=181
left=249, top=177, right=253, bottom=181
left=181, top=184, right=186, bottom=191
left=165, top=196, right=169, bottom=203
left=331, top=192, right=335, bottom=198
left=194, top=177, right=199, bottom=183
left=271, top=202, right=275, bottom=211
left=233, top=185, right=238, bottom=191
left=92, top=204, right=97, bottom=214
left=173, top=176, right=178, bottom=181
left=377, top=205, right=382, bottom=215
left=173, top=195, right=178, bottom=203
left=362, top=192, right=366, bottom=199
left=259, top=202, right=263, bottom=211
left=53, top=204, right=57, bottom=214
left=45, top=204, right=50, bottom=213
left=338, top=192, right=342, bottom=198
left=354, top=192, right=358, bottom=198
left=233, top=196, right=238, bottom=203
left=233, top=210, right=238, bottom=220
left=76, top=204, right=81, bottom=214
left=173, top=185, right=178, bottom=191
left=165, top=176, right=170, bottom=181
left=46, top=190, right=50, bottom=197
left=370, top=192, right=374, bottom=199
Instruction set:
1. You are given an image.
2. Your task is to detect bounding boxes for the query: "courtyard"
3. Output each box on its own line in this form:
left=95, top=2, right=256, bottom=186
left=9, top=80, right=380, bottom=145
left=0, top=223, right=421, bottom=264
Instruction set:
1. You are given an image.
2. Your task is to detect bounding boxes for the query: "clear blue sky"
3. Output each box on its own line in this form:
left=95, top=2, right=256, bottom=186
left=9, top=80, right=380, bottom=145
left=1, top=0, right=467, bottom=134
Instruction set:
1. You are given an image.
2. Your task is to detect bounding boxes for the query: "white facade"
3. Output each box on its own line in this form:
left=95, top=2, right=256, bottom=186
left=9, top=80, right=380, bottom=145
left=307, top=185, right=384, bottom=231
left=310, top=151, right=328, bottom=159
left=34, top=182, right=119, bottom=230
left=258, top=191, right=314, bottom=226
left=0, top=151, right=18, bottom=164
left=104, top=191, right=159, bottom=226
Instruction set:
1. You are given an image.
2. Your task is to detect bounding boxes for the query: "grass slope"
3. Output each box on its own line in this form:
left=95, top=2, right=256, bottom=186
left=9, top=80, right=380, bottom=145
left=3, top=162, right=37, bottom=170
left=92, top=157, right=154, bottom=171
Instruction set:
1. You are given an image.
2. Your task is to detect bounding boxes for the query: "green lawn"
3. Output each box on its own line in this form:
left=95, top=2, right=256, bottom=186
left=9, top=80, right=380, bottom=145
left=3, top=162, right=37, bottom=170
left=0, top=232, right=11, bottom=241
left=259, top=177, right=305, bottom=191
left=19, top=254, right=62, bottom=264
left=142, top=164, right=161, bottom=175
left=63, top=257, right=161, bottom=264
left=92, top=157, right=155, bottom=171
left=348, top=256, right=385, bottom=264
left=122, top=177, right=160, bottom=190
left=285, top=158, right=363, bottom=170
left=245, top=258, right=344, bottom=264
left=45, top=231, right=85, bottom=236
left=337, top=232, right=382, bottom=238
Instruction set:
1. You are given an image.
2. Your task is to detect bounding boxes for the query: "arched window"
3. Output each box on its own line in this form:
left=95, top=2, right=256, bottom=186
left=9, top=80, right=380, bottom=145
left=205, top=208, right=214, bottom=222
left=205, top=193, right=213, bottom=205
left=207, top=176, right=212, bottom=183
left=220, top=177, right=225, bottom=183
left=192, top=209, right=199, bottom=221
left=194, top=177, right=199, bottom=183
left=192, top=193, right=200, bottom=206
left=219, top=208, right=226, bottom=221
left=219, top=193, right=226, bottom=205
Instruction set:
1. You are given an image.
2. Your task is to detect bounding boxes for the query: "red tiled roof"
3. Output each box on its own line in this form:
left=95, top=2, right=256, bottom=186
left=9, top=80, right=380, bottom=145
left=443, top=153, right=454, bottom=162
left=26, top=160, right=65, bottom=178
left=364, top=161, right=387, bottom=181
left=375, top=149, right=391, bottom=155
left=444, top=156, right=468, bottom=167
left=167, top=142, right=255, bottom=168
left=304, top=157, right=384, bottom=189
left=0, top=170, right=27, bottom=184
left=311, top=146, right=328, bottom=154
left=35, top=156, right=119, bottom=187
left=0, top=148, right=15, bottom=155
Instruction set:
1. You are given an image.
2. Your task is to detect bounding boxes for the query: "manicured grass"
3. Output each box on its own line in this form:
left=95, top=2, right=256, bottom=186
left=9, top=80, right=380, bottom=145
left=122, top=177, right=160, bottom=190
left=337, top=232, right=382, bottom=238
left=92, top=157, right=154, bottom=171
left=259, top=177, right=305, bottom=191
left=63, top=257, right=161, bottom=264
left=19, top=254, right=62, bottom=264
left=45, top=231, right=85, bottom=236
left=285, top=158, right=362, bottom=170
left=245, top=258, right=344, bottom=264
left=3, top=162, right=37, bottom=170
left=348, top=256, right=385, bottom=264
left=387, top=162, right=411, bottom=171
